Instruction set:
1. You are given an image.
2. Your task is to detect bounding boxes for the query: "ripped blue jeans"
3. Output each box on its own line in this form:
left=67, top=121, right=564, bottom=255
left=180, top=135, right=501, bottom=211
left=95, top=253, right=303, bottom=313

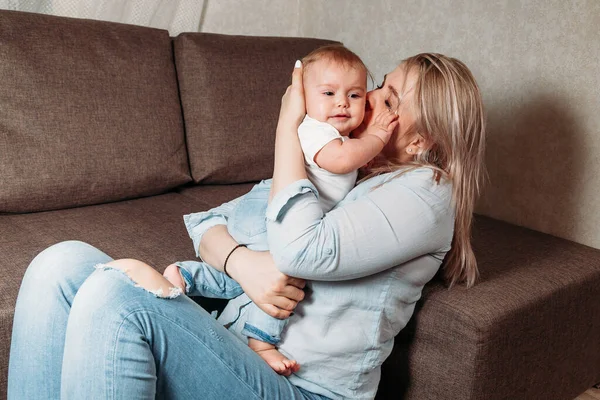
left=176, top=181, right=287, bottom=345
left=7, top=241, right=328, bottom=399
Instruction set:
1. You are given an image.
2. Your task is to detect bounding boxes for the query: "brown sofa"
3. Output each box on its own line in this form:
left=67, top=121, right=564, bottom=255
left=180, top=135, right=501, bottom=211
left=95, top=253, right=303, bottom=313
left=1, top=9, right=599, bottom=400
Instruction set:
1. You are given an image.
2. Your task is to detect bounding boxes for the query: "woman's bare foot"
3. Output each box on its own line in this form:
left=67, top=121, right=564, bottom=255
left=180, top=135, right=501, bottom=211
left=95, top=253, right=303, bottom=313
left=248, top=338, right=300, bottom=376
left=163, top=264, right=186, bottom=291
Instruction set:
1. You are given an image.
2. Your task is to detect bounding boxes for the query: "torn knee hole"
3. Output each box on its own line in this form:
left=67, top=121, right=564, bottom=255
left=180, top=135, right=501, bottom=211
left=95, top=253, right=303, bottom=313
left=94, top=262, right=182, bottom=299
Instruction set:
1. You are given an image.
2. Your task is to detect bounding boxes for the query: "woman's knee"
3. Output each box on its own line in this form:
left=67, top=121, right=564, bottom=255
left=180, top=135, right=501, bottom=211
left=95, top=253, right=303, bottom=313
left=14, top=241, right=111, bottom=310
left=24, top=240, right=110, bottom=282
left=103, top=259, right=183, bottom=299
left=68, top=261, right=183, bottom=329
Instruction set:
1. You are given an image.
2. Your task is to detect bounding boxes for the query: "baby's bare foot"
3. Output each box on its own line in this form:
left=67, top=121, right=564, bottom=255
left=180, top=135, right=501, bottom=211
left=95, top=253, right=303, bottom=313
left=248, top=338, right=300, bottom=376
left=256, top=348, right=300, bottom=376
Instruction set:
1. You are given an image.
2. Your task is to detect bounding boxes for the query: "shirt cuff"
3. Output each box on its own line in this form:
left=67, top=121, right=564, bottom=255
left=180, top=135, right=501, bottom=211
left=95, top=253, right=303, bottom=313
left=183, top=211, right=228, bottom=258
left=265, top=179, right=319, bottom=222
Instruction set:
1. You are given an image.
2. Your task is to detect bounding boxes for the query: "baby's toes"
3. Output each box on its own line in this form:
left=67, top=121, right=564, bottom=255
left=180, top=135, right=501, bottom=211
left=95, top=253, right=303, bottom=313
left=290, top=362, right=301, bottom=373
left=272, top=361, right=289, bottom=375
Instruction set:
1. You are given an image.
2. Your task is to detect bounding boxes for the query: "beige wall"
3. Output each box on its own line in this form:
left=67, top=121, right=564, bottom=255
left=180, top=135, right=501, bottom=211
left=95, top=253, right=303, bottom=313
left=299, top=0, right=600, bottom=249
left=199, top=0, right=303, bottom=36
left=207, top=0, right=599, bottom=249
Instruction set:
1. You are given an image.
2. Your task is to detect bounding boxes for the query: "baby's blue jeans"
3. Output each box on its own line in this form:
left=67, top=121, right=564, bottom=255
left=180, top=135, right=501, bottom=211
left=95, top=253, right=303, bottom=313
left=7, top=241, right=327, bottom=399
left=176, top=182, right=287, bottom=345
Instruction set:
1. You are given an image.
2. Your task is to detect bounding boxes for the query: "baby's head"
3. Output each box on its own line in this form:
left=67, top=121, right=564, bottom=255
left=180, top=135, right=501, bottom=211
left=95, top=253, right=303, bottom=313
left=302, top=45, right=368, bottom=136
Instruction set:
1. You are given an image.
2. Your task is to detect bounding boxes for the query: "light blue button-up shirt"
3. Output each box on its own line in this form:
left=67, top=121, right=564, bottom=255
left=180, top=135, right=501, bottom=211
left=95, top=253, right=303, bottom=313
left=188, top=168, right=454, bottom=399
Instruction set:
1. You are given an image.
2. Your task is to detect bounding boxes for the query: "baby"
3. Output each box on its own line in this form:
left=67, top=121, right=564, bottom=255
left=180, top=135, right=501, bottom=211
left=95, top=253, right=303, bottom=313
left=164, top=45, right=393, bottom=375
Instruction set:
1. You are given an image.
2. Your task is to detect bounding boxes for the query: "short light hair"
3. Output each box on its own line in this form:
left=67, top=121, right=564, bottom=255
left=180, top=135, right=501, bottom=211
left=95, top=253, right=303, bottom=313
left=301, top=44, right=368, bottom=78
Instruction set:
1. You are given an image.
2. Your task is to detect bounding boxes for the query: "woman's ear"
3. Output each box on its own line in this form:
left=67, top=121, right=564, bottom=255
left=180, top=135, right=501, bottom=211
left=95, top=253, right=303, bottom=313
left=406, top=134, right=426, bottom=155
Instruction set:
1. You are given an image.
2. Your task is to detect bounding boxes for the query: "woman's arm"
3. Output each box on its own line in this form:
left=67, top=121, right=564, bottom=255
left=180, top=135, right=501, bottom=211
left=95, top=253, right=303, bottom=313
left=268, top=61, right=435, bottom=281
left=190, top=62, right=311, bottom=318
left=198, top=225, right=305, bottom=319
left=270, top=61, right=308, bottom=200
left=266, top=170, right=455, bottom=281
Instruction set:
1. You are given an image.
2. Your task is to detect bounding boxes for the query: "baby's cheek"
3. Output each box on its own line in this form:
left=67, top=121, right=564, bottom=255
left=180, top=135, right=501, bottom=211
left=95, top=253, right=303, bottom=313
left=355, top=107, right=366, bottom=125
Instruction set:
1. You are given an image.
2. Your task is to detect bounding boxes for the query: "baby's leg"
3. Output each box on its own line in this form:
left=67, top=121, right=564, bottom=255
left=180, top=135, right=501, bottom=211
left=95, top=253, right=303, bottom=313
left=163, top=263, right=185, bottom=290
left=162, top=261, right=243, bottom=299
left=242, top=303, right=299, bottom=375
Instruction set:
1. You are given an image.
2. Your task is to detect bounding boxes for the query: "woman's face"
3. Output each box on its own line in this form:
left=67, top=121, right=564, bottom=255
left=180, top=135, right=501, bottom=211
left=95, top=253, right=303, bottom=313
left=360, top=64, right=419, bottom=162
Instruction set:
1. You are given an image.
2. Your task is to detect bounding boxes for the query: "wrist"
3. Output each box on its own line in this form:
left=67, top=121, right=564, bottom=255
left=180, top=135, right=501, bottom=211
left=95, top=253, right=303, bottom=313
left=366, top=132, right=387, bottom=147
left=276, top=116, right=303, bottom=135
left=225, top=246, right=252, bottom=280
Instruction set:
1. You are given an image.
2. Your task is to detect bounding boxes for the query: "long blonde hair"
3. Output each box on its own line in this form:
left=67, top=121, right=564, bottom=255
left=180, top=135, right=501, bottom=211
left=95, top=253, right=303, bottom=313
left=365, top=53, right=486, bottom=288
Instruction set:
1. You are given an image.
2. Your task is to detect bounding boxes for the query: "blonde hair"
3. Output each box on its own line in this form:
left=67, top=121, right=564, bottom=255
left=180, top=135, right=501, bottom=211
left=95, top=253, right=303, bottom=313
left=302, top=44, right=369, bottom=80
left=365, top=53, right=486, bottom=288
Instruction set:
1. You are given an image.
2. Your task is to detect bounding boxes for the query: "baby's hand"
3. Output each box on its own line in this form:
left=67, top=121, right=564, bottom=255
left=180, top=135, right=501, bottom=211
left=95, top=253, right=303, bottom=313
left=366, top=110, right=398, bottom=145
left=163, top=264, right=186, bottom=291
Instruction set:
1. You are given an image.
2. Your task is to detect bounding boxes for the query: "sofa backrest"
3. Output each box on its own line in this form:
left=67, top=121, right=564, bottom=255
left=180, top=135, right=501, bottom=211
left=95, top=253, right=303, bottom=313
left=0, top=10, right=191, bottom=213
left=173, top=33, right=338, bottom=184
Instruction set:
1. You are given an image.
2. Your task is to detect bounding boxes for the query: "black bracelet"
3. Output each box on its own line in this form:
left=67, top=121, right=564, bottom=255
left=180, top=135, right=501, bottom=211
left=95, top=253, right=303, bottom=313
left=223, top=244, right=247, bottom=278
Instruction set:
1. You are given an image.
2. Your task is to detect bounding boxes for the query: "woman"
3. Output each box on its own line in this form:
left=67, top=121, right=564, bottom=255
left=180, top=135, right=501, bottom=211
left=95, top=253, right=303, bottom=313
left=8, top=53, right=485, bottom=399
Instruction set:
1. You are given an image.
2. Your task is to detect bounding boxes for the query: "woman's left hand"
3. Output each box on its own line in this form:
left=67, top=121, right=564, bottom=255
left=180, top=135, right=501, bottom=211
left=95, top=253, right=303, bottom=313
left=276, top=61, right=306, bottom=131
left=227, top=247, right=306, bottom=319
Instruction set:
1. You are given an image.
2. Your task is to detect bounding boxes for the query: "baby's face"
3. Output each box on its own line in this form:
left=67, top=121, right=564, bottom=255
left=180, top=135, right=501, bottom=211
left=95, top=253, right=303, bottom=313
left=303, top=60, right=367, bottom=136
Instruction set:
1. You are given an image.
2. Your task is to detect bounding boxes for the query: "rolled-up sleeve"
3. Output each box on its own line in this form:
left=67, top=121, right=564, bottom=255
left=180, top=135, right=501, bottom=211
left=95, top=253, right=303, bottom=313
left=266, top=173, right=454, bottom=281
left=183, top=195, right=243, bottom=258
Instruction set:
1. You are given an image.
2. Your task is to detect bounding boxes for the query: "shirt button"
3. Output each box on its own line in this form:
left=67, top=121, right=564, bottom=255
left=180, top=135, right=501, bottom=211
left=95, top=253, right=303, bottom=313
left=325, top=248, right=333, bottom=255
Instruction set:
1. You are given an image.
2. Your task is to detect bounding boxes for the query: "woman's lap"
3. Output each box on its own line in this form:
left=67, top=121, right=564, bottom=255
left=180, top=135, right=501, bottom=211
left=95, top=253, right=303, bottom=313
left=9, top=241, right=323, bottom=400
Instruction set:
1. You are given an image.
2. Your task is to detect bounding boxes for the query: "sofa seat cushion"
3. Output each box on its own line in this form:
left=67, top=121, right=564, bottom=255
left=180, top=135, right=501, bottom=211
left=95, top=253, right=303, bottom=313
left=0, top=184, right=252, bottom=395
left=0, top=10, right=191, bottom=213
left=173, top=32, right=338, bottom=184
left=377, top=215, right=600, bottom=400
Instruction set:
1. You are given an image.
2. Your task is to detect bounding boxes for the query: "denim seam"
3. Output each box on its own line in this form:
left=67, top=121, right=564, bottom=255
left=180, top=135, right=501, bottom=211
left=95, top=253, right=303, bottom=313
left=242, top=323, right=280, bottom=345
left=96, top=267, right=261, bottom=398
left=111, top=308, right=264, bottom=400
left=199, top=283, right=244, bottom=299
left=177, top=266, right=195, bottom=294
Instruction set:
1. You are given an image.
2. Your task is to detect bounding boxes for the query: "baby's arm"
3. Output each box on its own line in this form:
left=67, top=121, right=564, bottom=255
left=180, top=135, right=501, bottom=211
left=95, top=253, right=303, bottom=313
left=314, top=134, right=384, bottom=174
left=314, top=111, right=398, bottom=174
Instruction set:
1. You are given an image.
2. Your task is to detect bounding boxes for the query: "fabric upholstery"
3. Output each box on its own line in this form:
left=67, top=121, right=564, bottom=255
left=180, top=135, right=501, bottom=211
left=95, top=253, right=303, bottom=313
left=0, top=185, right=254, bottom=397
left=173, top=32, right=338, bottom=184
left=376, top=215, right=600, bottom=400
left=0, top=10, right=190, bottom=212
left=176, top=182, right=255, bottom=204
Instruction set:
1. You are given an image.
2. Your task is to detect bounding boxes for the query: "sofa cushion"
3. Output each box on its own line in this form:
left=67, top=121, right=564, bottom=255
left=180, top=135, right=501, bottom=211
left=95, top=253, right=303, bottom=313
left=377, top=215, right=600, bottom=400
left=0, top=10, right=191, bottom=213
left=173, top=33, right=339, bottom=184
left=0, top=184, right=252, bottom=396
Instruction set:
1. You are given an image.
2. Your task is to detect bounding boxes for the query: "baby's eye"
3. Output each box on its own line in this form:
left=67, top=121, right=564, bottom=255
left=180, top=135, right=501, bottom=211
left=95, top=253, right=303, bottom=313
left=323, top=91, right=334, bottom=96
left=350, top=93, right=362, bottom=99
left=385, top=99, right=392, bottom=109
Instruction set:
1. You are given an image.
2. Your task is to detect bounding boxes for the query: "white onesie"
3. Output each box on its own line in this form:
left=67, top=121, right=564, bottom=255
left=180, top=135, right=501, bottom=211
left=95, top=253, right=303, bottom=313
left=297, top=115, right=358, bottom=212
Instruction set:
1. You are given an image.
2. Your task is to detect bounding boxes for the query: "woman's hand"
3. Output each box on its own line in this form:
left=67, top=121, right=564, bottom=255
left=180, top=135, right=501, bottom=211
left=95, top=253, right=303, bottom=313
left=227, top=247, right=306, bottom=319
left=276, top=61, right=306, bottom=132
left=271, top=61, right=309, bottom=199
